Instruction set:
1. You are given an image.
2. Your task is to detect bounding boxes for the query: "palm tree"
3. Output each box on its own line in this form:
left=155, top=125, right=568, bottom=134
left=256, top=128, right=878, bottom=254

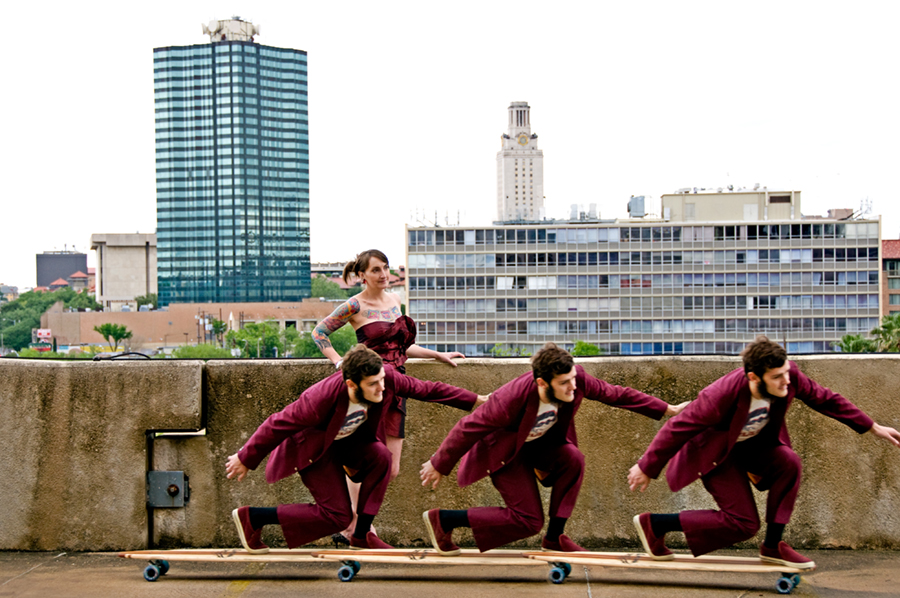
left=93, top=323, right=133, bottom=352
left=870, top=312, right=900, bottom=352
left=833, top=334, right=876, bottom=353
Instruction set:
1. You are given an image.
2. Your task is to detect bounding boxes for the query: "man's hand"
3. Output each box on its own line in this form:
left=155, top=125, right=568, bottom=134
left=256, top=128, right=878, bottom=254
left=665, top=401, right=691, bottom=417
left=226, top=453, right=249, bottom=481
left=420, top=459, right=444, bottom=490
left=475, top=393, right=491, bottom=408
left=869, top=423, right=900, bottom=448
left=436, top=351, right=465, bottom=367
left=627, top=463, right=651, bottom=492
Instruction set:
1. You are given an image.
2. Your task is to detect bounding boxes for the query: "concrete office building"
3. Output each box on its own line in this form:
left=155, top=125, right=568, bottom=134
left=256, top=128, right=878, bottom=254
left=497, top=102, right=544, bottom=221
left=154, top=17, right=310, bottom=306
left=407, top=191, right=881, bottom=356
left=91, top=234, right=157, bottom=311
left=883, top=239, right=900, bottom=317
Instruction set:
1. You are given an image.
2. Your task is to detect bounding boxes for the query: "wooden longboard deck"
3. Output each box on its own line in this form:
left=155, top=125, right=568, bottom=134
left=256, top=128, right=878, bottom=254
left=118, top=548, right=319, bottom=563
left=312, top=548, right=552, bottom=566
left=527, top=551, right=815, bottom=574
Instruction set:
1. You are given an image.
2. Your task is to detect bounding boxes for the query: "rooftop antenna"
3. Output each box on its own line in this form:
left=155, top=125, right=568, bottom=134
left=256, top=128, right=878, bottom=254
left=860, top=197, right=872, bottom=217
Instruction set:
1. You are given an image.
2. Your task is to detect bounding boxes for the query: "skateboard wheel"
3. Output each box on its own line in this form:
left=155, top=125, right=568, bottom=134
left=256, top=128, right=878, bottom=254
left=150, top=559, right=170, bottom=575
left=775, top=576, right=794, bottom=594
left=338, top=565, right=356, bottom=582
left=143, top=564, right=161, bottom=582
left=350, top=561, right=361, bottom=574
left=559, top=562, right=572, bottom=577
left=790, top=574, right=801, bottom=587
left=549, top=567, right=567, bottom=584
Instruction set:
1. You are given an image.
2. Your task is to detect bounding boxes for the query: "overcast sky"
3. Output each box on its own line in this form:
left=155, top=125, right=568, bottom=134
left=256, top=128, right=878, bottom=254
left=2, top=1, right=898, bottom=290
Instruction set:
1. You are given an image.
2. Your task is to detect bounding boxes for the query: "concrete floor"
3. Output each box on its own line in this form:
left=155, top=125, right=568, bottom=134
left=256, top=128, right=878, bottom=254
left=1, top=549, right=898, bottom=597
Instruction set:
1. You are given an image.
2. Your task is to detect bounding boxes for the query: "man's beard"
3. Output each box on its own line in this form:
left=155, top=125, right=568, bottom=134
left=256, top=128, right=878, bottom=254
left=351, top=388, right=378, bottom=407
left=545, top=387, right=562, bottom=405
left=759, top=379, right=786, bottom=401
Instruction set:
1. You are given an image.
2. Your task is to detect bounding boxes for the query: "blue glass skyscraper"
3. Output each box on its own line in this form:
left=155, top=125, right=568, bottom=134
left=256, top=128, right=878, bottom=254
left=154, top=18, right=310, bottom=306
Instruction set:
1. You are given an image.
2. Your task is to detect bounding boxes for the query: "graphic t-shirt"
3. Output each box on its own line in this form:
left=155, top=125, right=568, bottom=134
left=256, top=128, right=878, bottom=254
left=334, top=402, right=368, bottom=440
left=526, top=401, right=559, bottom=442
left=737, top=396, right=771, bottom=442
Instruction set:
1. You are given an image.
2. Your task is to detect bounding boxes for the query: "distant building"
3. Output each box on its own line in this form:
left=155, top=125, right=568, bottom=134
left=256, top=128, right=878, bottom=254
left=407, top=191, right=880, bottom=356
left=67, top=271, right=89, bottom=293
left=91, top=234, right=157, bottom=311
left=883, top=239, right=900, bottom=316
left=1, top=284, right=18, bottom=303
left=42, top=299, right=338, bottom=350
left=154, top=17, right=310, bottom=306
left=36, top=250, right=87, bottom=288
left=497, top=102, right=545, bottom=222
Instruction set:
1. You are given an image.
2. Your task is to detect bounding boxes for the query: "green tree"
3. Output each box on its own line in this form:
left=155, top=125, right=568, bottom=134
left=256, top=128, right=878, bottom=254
left=2, top=288, right=105, bottom=351
left=15, top=348, right=91, bottom=359
left=67, top=291, right=102, bottom=312
left=210, top=318, right=228, bottom=347
left=488, top=343, right=531, bottom=357
left=93, top=323, right=133, bottom=352
left=170, top=344, right=233, bottom=359
left=571, top=340, right=602, bottom=356
left=310, top=275, right=352, bottom=299
left=135, top=293, right=158, bottom=310
left=870, top=312, right=900, bottom=352
left=225, top=320, right=283, bottom=358
left=833, top=334, right=877, bottom=353
left=292, top=325, right=357, bottom=358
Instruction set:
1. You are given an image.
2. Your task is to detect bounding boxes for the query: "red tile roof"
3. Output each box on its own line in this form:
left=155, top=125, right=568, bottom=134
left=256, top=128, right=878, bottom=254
left=50, top=278, right=70, bottom=286
left=69, top=271, right=88, bottom=278
left=883, top=240, right=900, bottom=259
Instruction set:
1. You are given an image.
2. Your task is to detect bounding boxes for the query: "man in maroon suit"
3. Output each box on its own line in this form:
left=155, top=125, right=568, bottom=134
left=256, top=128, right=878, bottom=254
left=419, top=342, right=686, bottom=554
left=628, top=335, right=900, bottom=568
left=225, top=345, right=485, bottom=552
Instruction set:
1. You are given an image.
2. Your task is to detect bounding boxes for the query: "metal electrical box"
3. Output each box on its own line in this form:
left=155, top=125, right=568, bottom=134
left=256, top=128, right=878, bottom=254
left=147, top=471, right=190, bottom=508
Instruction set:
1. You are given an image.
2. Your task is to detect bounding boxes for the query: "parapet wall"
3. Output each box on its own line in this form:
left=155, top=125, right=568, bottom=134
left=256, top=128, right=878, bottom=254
left=1, top=356, right=898, bottom=552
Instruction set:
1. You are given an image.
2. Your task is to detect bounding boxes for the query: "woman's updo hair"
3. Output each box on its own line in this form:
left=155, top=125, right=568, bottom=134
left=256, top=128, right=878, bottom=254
left=342, top=249, right=390, bottom=284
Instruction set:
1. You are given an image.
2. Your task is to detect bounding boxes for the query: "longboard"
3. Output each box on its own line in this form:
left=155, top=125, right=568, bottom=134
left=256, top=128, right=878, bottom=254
left=528, top=550, right=814, bottom=594
left=118, top=548, right=320, bottom=582
left=119, top=547, right=574, bottom=584
left=312, top=548, right=574, bottom=583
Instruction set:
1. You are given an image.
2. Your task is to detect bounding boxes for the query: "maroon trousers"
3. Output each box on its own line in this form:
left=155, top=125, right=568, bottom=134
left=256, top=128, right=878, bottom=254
left=680, top=438, right=802, bottom=556
left=468, top=438, right=585, bottom=551
left=276, top=438, right=391, bottom=548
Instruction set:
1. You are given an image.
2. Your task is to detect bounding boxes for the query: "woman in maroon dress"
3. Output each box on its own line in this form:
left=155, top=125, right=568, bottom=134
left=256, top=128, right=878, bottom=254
left=312, top=249, right=464, bottom=541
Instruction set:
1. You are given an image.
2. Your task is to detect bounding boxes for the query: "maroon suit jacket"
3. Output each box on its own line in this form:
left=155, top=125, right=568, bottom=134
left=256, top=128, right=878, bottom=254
left=638, top=362, right=874, bottom=492
left=430, top=365, right=670, bottom=487
left=238, top=366, right=477, bottom=483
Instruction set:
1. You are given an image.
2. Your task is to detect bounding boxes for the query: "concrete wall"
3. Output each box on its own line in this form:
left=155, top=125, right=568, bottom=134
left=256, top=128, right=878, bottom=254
left=2, top=355, right=899, bottom=552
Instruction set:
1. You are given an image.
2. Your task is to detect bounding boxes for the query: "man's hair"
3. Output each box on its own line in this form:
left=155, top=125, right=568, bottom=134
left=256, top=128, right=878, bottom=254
left=531, top=342, right=575, bottom=385
left=342, top=249, right=390, bottom=284
left=741, top=335, right=787, bottom=378
left=341, top=345, right=383, bottom=385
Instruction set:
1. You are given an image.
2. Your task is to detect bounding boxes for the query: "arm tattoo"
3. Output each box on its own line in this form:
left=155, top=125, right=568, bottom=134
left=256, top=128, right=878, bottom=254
left=312, top=298, right=360, bottom=350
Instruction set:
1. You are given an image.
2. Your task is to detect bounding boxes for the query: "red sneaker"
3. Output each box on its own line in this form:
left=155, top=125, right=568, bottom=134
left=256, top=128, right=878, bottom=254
left=541, top=533, right=587, bottom=552
left=633, top=513, right=673, bottom=561
left=760, top=541, right=816, bottom=570
left=232, top=507, right=269, bottom=554
left=350, top=531, right=394, bottom=550
left=422, top=509, right=461, bottom=556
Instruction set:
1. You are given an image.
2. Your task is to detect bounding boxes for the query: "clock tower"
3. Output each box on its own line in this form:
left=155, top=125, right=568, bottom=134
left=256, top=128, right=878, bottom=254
left=497, top=102, right=544, bottom=221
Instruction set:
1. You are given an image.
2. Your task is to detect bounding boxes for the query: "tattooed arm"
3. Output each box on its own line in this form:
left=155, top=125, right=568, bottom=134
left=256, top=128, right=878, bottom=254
left=311, top=298, right=360, bottom=365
